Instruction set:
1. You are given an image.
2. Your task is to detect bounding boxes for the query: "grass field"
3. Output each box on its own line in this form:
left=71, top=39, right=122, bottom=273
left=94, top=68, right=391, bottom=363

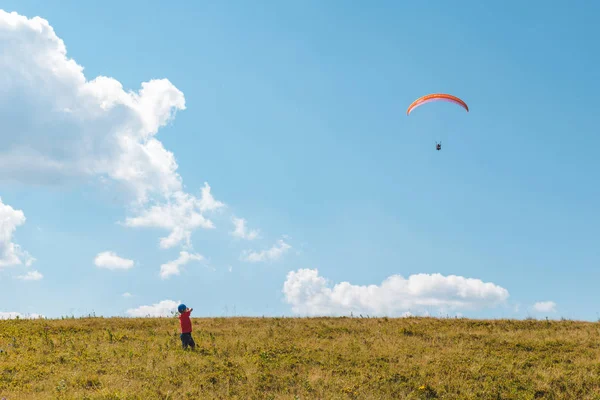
left=1, top=316, right=600, bottom=399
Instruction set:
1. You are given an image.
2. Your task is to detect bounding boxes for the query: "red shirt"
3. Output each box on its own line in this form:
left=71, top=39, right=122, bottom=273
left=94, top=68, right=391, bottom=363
left=179, top=310, right=192, bottom=333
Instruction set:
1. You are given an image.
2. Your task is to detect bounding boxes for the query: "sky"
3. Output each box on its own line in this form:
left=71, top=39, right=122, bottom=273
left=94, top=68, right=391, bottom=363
left=1, top=1, right=599, bottom=320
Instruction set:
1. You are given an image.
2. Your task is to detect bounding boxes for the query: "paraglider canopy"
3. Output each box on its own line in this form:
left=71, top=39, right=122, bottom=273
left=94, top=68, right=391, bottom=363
left=406, top=93, right=469, bottom=116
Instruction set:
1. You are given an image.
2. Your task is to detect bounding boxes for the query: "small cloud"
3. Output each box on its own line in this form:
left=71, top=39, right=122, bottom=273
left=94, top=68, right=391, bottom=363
left=231, top=216, right=259, bottom=240
left=0, top=312, right=44, bottom=320
left=241, top=239, right=291, bottom=263
left=160, top=251, right=204, bottom=279
left=228, top=265, right=233, bottom=273
left=16, top=270, right=43, bottom=281
left=94, top=251, right=134, bottom=270
left=198, top=182, right=225, bottom=213
left=124, top=184, right=225, bottom=250
left=533, top=301, right=556, bottom=313
left=126, top=299, right=179, bottom=317
left=122, top=292, right=133, bottom=298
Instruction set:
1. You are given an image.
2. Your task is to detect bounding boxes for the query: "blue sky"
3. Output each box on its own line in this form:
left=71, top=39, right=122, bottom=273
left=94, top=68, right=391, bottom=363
left=1, top=1, right=599, bottom=320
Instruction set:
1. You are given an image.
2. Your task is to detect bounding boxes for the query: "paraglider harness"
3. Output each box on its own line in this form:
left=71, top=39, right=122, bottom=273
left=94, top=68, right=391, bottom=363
left=436, top=142, right=441, bottom=151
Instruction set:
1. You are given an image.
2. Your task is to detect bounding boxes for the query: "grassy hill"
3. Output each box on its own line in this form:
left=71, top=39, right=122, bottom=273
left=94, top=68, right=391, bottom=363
left=1, top=316, right=599, bottom=399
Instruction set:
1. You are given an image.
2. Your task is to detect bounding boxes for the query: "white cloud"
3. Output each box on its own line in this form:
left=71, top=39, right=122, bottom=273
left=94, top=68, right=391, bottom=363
left=533, top=301, right=556, bottom=313
left=282, top=269, right=510, bottom=317
left=0, top=10, right=224, bottom=250
left=159, top=251, right=204, bottom=279
left=122, top=292, right=133, bottom=298
left=241, top=239, right=291, bottom=263
left=0, top=312, right=44, bottom=319
left=16, top=270, right=43, bottom=281
left=0, top=197, right=35, bottom=268
left=124, top=183, right=224, bottom=249
left=231, top=217, right=259, bottom=240
left=94, top=251, right=134, bottom=270
left=0, top=10, right=184, bottom=197
left=197, top=182, right=225, bottom=213
left=126, top=299, right=179, bottom=317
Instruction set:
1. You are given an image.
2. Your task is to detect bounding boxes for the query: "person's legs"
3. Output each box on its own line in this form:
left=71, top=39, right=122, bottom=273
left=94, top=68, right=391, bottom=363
left=180, top=333, right=191, bottom=350
left=188, top=334, right=196, bottom=350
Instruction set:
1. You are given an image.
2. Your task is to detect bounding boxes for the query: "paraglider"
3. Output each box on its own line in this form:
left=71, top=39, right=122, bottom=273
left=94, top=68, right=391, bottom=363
left=407, top=93, right=469, bottom=151
left=406, top=93, right=469, bottom=116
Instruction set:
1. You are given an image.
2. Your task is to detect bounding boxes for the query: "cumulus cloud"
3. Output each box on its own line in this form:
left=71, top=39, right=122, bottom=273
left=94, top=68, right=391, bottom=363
left=282, top=269, right=510, bottom=317
left=0, top=312, right=44, bottom=319
left=0, top=10, right=223, bottom=250
left=124, top=183, right=224, bottom=249
left=533, top=301, right=556, bottom=313
left=122, top=292, right=133, bottom=298
left=0, top=197, right=35, bottom=268
left=16, top=270, right=43, bottom=281
left=241, top=239, right=291, bottom=263
left=94, top=251, right=134, bottom=270
left=0, top=10, right=183, bottom=195
left=159, top=251, right=204, bottom=279
left=126, top=299, right=179, bottom=317
left=231, top=217, right=259, bottom=240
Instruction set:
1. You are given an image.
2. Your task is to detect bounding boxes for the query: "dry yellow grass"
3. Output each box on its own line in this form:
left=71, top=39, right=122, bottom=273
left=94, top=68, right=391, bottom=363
left=1, top=316, right=600, bottom=399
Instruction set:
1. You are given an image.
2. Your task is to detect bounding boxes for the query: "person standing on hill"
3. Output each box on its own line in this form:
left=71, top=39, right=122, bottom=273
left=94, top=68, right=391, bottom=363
left=178, top=304, right=196, bottom=350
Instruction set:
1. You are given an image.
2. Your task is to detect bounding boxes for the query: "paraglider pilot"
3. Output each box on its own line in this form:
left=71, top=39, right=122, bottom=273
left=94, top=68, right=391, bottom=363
left=436, top=142, right=441, bottom=151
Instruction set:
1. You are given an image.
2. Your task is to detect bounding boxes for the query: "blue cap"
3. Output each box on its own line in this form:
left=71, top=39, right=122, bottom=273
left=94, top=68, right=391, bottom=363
left=177, top=304, right=187, bottom=313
